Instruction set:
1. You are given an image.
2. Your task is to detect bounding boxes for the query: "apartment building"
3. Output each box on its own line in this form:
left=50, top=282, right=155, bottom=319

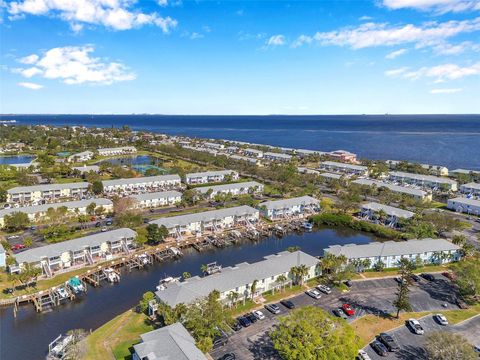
left=129, top=191, right=182, bottom=209
left=352, top=178, right=433, bottom=201
left=97, top=146, right=137, bottom=156
left=389, top=171, right=458, bottom=192
left=258, top=196, right=320, bottom=220
left=102, top=175, right=181, bottom=194
left=185, top=170, right=239, bottom=185
left=194, top=181, right=263, bottom=199
left=6, top=182, right=90, bottom=205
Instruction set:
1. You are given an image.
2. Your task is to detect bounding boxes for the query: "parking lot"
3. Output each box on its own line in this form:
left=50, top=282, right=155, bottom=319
left=365, top=314, right=480, bottom=359
left=211, top=274, right=463, bottom=360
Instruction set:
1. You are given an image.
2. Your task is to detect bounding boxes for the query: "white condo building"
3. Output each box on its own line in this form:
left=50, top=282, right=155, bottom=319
left=263, top=152, right=292, bottom=162
left=352, top=178, right=433, bottom=201
left=102, top=175, right=181, bottom=194
left=193, top=181, right=263, bottom=199
left=447, top=197, right=480, bottom=216
left=388, top=171, right=457, bottom=192
left=185, top=170, right=239, bottom=185
left=319, top=161, right=369, bottom=176
left=359, top=202, right=414, bottom=228
left=460, top=182, right=480, bottom=197
left=324, top=238, right=461, bottom=269
left=6, top=182, right=90, bottom=205
left=129, top=191, right=182, bottom=209
left=258, top=196, right=320, bottom=220
left=97, top=146, right=137, bottom=156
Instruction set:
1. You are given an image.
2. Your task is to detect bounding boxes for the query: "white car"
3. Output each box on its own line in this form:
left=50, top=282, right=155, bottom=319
left=316, top=284, right=332, bottom=294
left=253, top=310, right=265, bottom=320
left=306, top=289, right=322, bottom=299
left=407, top=318, right=425, bottom=335
left=433, top=314, right=448, bottom=326
left=357, top=349, right=372, bottom=360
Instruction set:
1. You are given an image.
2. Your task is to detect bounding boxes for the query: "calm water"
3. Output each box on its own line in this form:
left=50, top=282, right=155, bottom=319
left=1, top=114, right=479, bottom=169
left=1, top=227, right=376, bottom=360
left=0, top=155, right=35, bottom=165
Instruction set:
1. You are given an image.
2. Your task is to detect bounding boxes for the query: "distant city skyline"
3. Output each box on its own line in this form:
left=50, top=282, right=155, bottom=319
left=1, top=0, right=479, bottom=114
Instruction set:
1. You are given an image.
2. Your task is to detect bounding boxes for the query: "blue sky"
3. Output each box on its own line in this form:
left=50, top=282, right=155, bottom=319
left=1, top=0, right=479, bottom=114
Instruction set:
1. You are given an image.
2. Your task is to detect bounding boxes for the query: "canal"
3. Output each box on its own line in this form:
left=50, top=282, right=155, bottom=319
left=0, top=227, right=378, bottom=359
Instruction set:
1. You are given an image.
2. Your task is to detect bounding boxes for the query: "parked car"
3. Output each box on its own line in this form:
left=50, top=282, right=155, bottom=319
left=357, top=349, right=372, bottom=360
left=370, top=340, right=389, bottom=357
left=442, top=271, right=455, bottom=280
left=95, top=222, right=101, bottom=227
left=421, top=273, right=435, bottom=281
left=407, top=319, right=425, bottom=335
left=218, top=353, right=236, bottom=360
left=342, top=303, right=355, bottom=316
left=377, top=332, right=400, bottom=352
left=253, top=310, right=265, bottom=320
left=433, top=314, right=449, bottom=326
left=11, top=244, right=26, bottom=251
left=101, top=227, right=108, bottom=232
left=7, top=235, right=19, bottom=240
left=237, top=316, right=252, bottom=327
left=306, top=289, right=322, bottom=299
left=333, top=308, right=348, bottom=319
left=344, top=280, right=353, bottom=287
left=395, top=276, right=407, bottom=285
left=245, top=312, right=258, bottom=323
left=264, top=303, right=281, bottom=314
left=231, top=320, right=242, bottom=331
left=410, top=274, right=421, bottom=282
left=105, top=220, right=113, bottom=226
left=280, top=300, right=295, bottom=309
left=316, top=284, right=332, bottom=294
left=213, top=336, right=228, bottom=349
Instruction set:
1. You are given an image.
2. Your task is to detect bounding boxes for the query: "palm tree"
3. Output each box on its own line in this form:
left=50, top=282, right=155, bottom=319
left=226, top=291, right=239, bottom=308
left=295, top=264, right=309, bottom=286
left=182, top=271, right=191, bottom=280
left=200, top=264, right=209, bottom=276
left=250, top=279, right=258, bottom=301
left=275, top=274, right=288, bottom=292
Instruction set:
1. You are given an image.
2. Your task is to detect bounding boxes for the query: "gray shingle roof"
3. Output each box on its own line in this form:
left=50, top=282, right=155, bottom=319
left=193, top=181, right=263, bottom=194
left=352, top=179, right=428, bottom=197
left=130, top=191, right=182, bottom=202
left=361, top=202, right=415, bottom=219
left=264, top=152, right=292, bottom=159
left=448, top=197, right=480, bottom=207
left=321, top=161, right=367, bottom=171
left=14, top=228, right=136, bottom=264
left=461, top=182, right=480, bottom=191
left=185, top=170, right=236, bottom=180
left=259, top=196, right=319, bottom=211
left=102, top=175, right=181, bottom=187
left=0, top=198, right=112, bottom=218
left=155, top=251, right=318, bottom=307
left=389, top=171, right=457, bottom=185
left=7, top=182, right=90, bottom=194
left=149, top=206, right=258, bottom=229
left=324, top=239, right=460, bottom=259
left=133, top=322, right=207, bottom=360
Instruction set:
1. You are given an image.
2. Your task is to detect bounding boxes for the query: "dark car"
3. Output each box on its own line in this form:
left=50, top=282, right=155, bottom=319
left=421, top=273, right=435, bottom=281
left=2, top=288, right=14, bottom=295
left=264, top=303, right=281, bottom=314
left=218, top=353, right=236, bottom=360
left=95, top=222, right=101, bottom=227
left=371, top=340, right=389, bottom=356
left=212, top=336, right=228, bottom=349
left=344, top=280, right=353, bottom=287
left=333, top=308, right=348, bottom=319
left=245, top=312, right=258, bottom=323
left=410, top=274, right=421, bottom=282
left=377, top=332, right=400, bottom=352
left=237, top=316, right=252, bottom=327
left=280, top=300, right=295, bottom=309
left=231, top=320, right=242, bottom=331
left=105, top=220, right=113, bottom=226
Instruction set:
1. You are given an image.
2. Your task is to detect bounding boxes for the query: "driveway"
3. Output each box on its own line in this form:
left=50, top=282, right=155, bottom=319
left=211, top=274, right=461, bottom=360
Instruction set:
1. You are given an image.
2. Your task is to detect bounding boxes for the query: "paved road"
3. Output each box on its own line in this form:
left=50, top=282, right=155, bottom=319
left=211, top=274, right=461, bottom=360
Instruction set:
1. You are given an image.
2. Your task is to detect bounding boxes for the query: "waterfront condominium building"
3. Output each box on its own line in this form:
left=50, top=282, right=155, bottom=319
left=154, top=250, right=320, bottom=307
left=319, top=161, right=369, bottom=176
left=6, top=182, right=90, bottom=205
left=229, top=154, right=261, bottom=165
left=243, top=148, right=264, bottom=158
left=386, top=160, right=449, bottom=176
left=359, top=202, right=414, bottom=228
left=263, top=152, right=293, bottom=162
left=388, top=171, right=458, bottom=192
left=97, top=146, right=137, bottom=156
left=447, top=197, right=480, bottom=216
left=258, top=196, right=320, bottom=220
left=184, top=170, right=239, bottom=185
left=102, top=175, right=181, bottom=194
left=149, top=206, right=259, bottom=239
left=193, top=181, right=264, bottom=199
left=324, top=238, right=461, bottom=269
left=67, top=150, right=94, bottom=163
left=351, top=178, right=433, bottom=202
left=133, top=323, right=207, bottom=360
left=12, top=228, right=137, bottom=276
left=460, top=182, right=480, bottom=197
left=129, top=191, right=182, bottom=209
left=0, top=198, right=113, bottom=228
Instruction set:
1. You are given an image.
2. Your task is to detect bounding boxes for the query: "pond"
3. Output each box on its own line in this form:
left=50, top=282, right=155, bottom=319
left=0, top=226, right=379, bottom=360
left=0, top=155, right=35, bottom=165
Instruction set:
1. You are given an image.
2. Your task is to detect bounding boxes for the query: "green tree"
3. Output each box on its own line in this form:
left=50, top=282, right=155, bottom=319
left=425, top=331, right=477, bottom=360
left=138, top=291, right=155, bottom=313
left=451, top=257, right=480, bottom=302
left=452, top=234, right=467, bottom=246
left=393, top=258, right=415, bottom=318
left=182, top=271, right=191, bottom=280
left=270, top=306, right=361, bottom=360
left=23, top=236, right=33, bottom=248
left=3, top=212, right=30, bottom=232
left=0, top=188, right=7, bottom=202
left=250, top=279, right=258, bottom=300
left=146, top=224, right=169, bottom=244
left=134, top=227, right=148, bottom=247
left=86, top=202, right=97, bottom=216
left=91, top=180, right=104, bottom=195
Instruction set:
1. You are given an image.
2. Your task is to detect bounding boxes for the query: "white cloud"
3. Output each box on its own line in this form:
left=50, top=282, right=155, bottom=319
left=7, top=0, right=178, bottom=32
left=304, top=17, right=480, bottom=49
left=382, top=0, right=480, bottom=14
left=386, top=48, right=407, bottom=59
left=19, top=54, right=39, bottom=64
left=292, top=35, right=313, bottom=48
left=189, top=32, right=203, bottom=40
left=359, top=15, right=373, bottom=21
left=432, top=40, right=480, bottom=54
left=266, top=34, right=285, bottom=46
left=18, top=82, right=43, bottom=90
left=157, top=0, right=168, bottom=7
left=430, top=87, right=463, bottom=93
left=15, top=45, right=136, bottom=85
left=387, top=62, right=480, bottom=82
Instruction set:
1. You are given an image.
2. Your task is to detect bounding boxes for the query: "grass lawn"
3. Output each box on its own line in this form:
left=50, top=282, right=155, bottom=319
left=352, top=304, right=480, bottom=347
left=358, top=264, right=448, bottom=279
left=83, top=309, right=154, bottom=360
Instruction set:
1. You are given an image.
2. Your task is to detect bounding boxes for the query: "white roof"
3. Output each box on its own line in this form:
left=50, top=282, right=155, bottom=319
left=361, top=202, right=415, bottom=219
left=130, top=191, right=182, bottom=202
left=7, top=182, right=90, bottom=194
left=321, top=161, right=367, bottom=171
left=259, top=196, right=319, bottom=210
left=185, top=170, right=236, bottom=179
left=324, top=239, right=460, bottom=260
left=194, top=181, right=263, bottom=194
left=448, top=197, right=480, bottom=207
left=102, top=175, right=181, bottom=187
left=460, top=182, right=480, bottom=190
left=389, top=171, right=457, bottom=185
left=352, top=179, right=428, bottom=197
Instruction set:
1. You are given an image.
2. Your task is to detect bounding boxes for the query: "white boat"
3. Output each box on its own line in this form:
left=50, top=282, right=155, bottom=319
left=156, top=276, right=180, bottom=291
left=169, top=247, right=183, bottom=257
left=104, top=268, right=120, bottom=283
left=48, top=334, right=73, bottom=359
left=302, top=222, right=313, bottom=231
left=67, top=277, right=85, bottom=294
left=138, top=254, right=149, bottom=265
left=56, top=287, right=69, bottom=300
